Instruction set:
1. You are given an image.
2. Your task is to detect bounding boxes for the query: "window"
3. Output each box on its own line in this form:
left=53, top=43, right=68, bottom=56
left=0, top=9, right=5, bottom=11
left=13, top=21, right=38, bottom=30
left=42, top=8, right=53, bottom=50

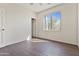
left=43, top=11, right=61, bottom=31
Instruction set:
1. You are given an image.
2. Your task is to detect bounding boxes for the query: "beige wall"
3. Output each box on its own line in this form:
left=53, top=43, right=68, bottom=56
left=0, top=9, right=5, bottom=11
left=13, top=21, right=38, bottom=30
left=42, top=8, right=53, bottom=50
left=35, top=4, right=78, bottom=45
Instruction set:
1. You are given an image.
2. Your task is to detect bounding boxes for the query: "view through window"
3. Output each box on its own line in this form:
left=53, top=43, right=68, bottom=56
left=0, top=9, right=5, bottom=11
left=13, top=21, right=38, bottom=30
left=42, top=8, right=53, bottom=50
left=43, top=11, right=61, bottom=31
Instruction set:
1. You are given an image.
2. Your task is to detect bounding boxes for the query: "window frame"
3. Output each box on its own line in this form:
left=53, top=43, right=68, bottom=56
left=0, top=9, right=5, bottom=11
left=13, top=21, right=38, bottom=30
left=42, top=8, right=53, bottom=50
left=43, top=11, right=61, bottom=32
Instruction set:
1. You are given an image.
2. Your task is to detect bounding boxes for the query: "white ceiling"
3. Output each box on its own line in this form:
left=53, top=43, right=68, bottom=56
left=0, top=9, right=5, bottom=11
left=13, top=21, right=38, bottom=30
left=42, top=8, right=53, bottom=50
left=18, top=3, right=60, bottom=12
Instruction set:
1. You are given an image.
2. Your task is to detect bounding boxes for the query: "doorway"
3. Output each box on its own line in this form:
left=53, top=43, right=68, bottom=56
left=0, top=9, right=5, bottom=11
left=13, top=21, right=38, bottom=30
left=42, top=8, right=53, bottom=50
left=32, top=18, right=36, bottom=37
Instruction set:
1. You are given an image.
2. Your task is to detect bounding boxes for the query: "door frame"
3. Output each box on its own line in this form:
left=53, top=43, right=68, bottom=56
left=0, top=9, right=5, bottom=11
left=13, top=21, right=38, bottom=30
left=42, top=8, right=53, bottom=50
left=31, top=18, right=36, bottom=37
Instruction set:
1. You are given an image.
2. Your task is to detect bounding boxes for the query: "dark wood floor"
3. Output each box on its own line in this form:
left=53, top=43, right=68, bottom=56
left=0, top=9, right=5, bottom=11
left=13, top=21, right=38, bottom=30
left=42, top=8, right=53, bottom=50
left=0, top=38, right=79, bottom=56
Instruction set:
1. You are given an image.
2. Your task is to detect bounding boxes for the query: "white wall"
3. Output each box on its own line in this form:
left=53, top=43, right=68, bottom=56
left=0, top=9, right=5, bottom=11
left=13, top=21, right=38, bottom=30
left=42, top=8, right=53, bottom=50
left=0, top=4, right=35, bottom=47
left=35, top=4, right=77, bottom=45
left=78, top=4, right=79, bottom=47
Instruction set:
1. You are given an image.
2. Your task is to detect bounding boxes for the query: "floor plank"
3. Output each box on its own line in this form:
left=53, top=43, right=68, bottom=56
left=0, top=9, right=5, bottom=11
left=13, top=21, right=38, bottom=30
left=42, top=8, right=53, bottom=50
left=0, top=38, right=79, bottom=56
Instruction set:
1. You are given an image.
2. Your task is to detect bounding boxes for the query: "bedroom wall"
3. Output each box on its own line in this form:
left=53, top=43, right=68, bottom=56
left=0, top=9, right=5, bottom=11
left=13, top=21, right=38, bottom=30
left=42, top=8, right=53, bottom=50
left=35, top=4, right=78, bottom=45
left=78, top=3, right=79, bottom=47
left=0, top=4, right=36, bottom=47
